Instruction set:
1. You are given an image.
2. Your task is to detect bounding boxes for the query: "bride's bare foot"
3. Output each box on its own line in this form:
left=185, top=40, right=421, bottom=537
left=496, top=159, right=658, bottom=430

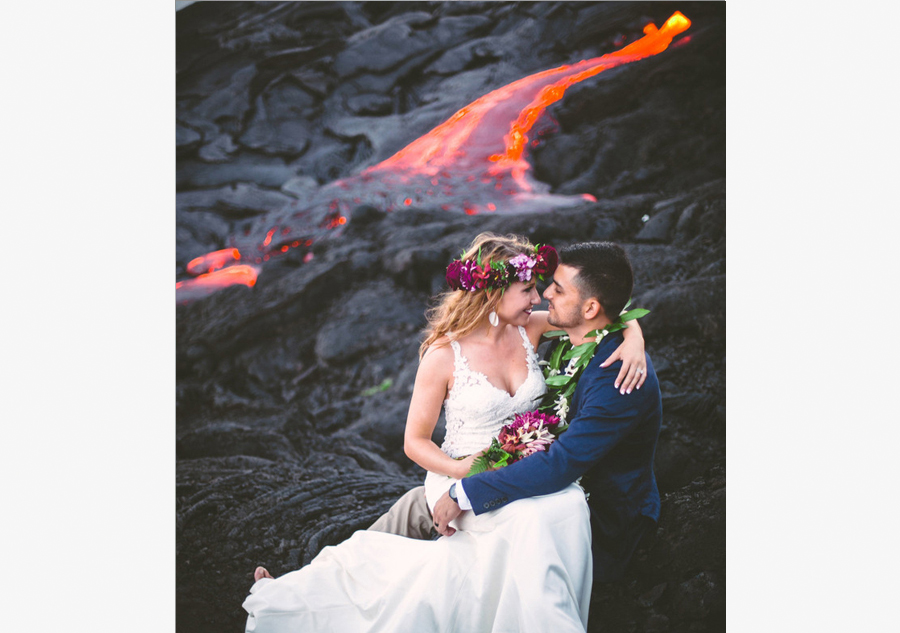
left=254, top=566, right=273, bottom=581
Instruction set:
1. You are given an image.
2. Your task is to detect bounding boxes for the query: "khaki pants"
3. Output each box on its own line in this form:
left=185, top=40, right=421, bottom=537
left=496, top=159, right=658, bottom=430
left=367, top=485, right=433, bottom=540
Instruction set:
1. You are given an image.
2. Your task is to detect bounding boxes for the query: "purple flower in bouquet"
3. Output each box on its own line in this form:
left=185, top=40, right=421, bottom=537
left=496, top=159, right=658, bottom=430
left=467, top=410, right=564, bottom=476
left=498, top=410, right=562, bottom=458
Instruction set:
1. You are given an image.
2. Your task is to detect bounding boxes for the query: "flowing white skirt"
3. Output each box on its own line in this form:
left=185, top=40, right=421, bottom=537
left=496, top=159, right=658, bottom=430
left=243, top=484, right=592, bottom=633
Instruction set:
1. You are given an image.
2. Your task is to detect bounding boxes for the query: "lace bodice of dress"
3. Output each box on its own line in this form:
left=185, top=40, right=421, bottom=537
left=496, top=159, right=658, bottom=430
left=440, top=326, right=547, bottom=458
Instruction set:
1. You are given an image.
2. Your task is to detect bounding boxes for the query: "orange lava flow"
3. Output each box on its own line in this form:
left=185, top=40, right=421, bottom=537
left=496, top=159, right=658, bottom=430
left=186, top=248, right=241, bottom=275
left=367, top=11, right=690, bottom=191
left=176, top=264, right=259, bottom=299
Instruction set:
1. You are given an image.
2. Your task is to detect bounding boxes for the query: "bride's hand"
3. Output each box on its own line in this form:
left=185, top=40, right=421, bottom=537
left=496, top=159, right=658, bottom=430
left=599, top=329, right=647, bottom=394
left=455, top=448, right=488, bottom=478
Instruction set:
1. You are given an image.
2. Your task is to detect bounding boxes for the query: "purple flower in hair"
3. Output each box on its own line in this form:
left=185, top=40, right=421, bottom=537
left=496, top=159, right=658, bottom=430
left=445, top=242, right=559, bottom=293
left=458, top=260, right=478, bottom=291
left=446, top=260, right=464, bottom=290
left=534, top=245, right=559, bottom=276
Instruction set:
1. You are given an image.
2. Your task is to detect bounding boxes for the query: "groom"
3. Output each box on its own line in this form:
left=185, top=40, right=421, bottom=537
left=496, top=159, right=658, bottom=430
left=432, top=241, right=663, bottom=583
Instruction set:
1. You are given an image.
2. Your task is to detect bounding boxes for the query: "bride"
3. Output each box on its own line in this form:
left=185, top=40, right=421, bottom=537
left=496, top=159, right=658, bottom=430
left=243, top=233, right=645, bottom=632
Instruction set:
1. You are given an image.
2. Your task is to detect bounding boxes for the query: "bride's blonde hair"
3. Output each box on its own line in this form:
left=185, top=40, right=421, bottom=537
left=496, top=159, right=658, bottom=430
left=419, top=232, right=537, bottom=358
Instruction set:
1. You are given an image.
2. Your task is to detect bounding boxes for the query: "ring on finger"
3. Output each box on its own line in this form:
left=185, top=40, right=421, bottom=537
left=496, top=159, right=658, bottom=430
left=638, top=368, right=645, bottom=374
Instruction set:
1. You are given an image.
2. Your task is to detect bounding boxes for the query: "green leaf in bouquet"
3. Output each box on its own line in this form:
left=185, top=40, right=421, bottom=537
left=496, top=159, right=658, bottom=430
left=493, top=453, right=511, bottom=468
left=467, top=447, right=512, bottom=476
left=562, top=380, right=578, bottom=398
left=622, top=297, right=633, bottom=311
left=483, top=438, right=504, bottom=456
left=467, top=454, right=494, bottom=476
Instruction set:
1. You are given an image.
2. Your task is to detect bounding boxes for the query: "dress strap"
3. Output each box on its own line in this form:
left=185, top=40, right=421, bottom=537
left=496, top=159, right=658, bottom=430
left=517, top=326, right=540, bottom=369
left=449, top=339, right=468, bottom=373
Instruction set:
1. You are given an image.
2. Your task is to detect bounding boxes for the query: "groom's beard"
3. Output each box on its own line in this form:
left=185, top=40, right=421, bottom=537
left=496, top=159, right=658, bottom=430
left=547, top=305, right=583, bottom=330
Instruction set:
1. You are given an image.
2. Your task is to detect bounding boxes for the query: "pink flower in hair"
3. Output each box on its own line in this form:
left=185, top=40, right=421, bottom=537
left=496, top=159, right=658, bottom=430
left=508, top=254, right=537, bottom=282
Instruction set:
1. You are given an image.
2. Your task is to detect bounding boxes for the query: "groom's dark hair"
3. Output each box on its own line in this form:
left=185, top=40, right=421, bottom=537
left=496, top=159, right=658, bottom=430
left=558, top=242, right=634, bottom=320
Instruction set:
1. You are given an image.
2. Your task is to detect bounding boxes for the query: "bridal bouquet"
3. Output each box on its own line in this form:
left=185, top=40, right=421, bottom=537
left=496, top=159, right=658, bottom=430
left=466, top=410, right=564, bottom=476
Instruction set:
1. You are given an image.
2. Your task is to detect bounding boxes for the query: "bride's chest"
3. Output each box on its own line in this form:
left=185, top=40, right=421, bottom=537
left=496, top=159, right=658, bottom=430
left=447, top=365, right=545, bottom=410
left=454, top=341, right=532, bottom=395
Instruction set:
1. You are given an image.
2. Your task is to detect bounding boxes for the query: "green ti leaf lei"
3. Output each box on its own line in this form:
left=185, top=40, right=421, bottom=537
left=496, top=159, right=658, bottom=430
left=537, top=302, right=649, bottom=429
left=465, top=302, right=648, bottom=477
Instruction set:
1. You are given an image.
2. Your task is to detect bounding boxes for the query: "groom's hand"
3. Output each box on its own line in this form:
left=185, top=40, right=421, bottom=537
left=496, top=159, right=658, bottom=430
left=433, top=491, right=463, bottom=536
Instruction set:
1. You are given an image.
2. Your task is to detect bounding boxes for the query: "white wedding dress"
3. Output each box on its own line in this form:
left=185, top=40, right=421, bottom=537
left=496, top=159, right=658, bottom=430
left=243, top=326, right=593, bottom=633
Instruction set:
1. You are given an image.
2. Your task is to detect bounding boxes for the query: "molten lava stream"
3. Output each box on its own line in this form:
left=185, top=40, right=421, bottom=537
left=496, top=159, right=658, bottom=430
left=176, top=265, right=260, bottom=302
left=367, top=11, right=691, bottom=190
left=185, top=248, right=242, bottom=275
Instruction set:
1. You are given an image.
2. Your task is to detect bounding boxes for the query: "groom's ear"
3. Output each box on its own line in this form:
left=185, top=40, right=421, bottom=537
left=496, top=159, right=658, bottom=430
left=583, top=298, right=604, bottom=320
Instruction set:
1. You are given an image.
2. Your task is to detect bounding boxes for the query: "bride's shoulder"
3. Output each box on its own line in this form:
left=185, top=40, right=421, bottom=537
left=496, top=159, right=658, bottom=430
left=418, top=339, right=456, bottom=386
left=525, top=310, right=551, bottom=342
left=422, top=337, right=456, bottom=365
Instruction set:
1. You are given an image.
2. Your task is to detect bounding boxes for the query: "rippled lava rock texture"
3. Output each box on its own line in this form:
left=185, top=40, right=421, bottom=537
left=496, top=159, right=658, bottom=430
left=176, top=2, right=725, bottom=631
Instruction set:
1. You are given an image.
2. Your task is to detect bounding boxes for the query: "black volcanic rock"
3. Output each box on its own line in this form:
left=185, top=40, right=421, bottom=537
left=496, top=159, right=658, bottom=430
left=177, top=422, right=302, bottom=462
left=639, top=275, right=726, bottom=342
left=333, top=13, right=492, bottom=78
left=239, top=84, right=314, bottom=157
left=313, top=279, right=426, bottom=365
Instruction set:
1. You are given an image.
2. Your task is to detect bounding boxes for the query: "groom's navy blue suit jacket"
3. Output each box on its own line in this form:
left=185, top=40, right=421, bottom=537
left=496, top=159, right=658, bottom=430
left=462, top=332, right=662, bottom=582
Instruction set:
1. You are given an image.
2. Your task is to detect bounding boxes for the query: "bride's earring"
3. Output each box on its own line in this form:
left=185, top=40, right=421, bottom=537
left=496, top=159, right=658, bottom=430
left=489, top=311, right=499, bottom=327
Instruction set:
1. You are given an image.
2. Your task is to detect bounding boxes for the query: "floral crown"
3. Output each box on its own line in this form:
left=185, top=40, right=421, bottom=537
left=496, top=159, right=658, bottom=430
left=445, top=244, right=559, bottom=292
